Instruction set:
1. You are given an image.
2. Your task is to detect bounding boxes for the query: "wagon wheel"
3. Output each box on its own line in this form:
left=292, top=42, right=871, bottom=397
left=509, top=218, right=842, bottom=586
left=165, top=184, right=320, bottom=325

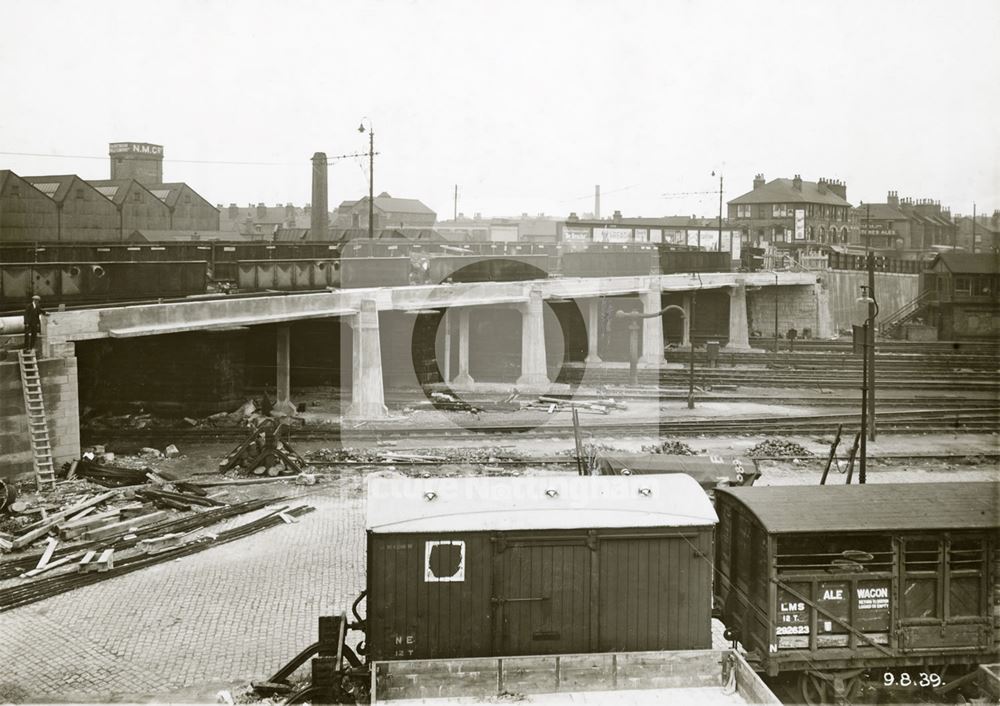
left=800, top=672, right=830, bottom=705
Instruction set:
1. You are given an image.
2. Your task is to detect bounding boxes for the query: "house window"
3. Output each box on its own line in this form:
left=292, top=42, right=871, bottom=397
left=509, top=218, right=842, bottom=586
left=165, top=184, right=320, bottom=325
left=818, top=226, right=826, bottom=242
left=183, top=195, right=191, bottom=204
left=772, top=204, right=789, bottom=218
left=133, top=191, right=142, bottom=202
left=737, top=204, right=752, bottom=218
left=76, top=188, right=84, bottom=199
left=954, top=277, right=971, bottom=296
left=10, top=184, right=19, bottom=197
left=808, top=226, right=815, bottom=239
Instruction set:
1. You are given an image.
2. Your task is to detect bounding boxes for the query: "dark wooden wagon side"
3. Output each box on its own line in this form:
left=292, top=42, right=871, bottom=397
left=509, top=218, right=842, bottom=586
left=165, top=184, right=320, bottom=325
left=365, top=474, right=718, bottom=661
left=714, top=482, right=999, bottom=702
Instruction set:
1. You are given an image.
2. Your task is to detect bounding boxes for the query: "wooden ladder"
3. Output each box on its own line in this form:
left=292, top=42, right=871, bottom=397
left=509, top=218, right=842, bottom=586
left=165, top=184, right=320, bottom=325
left=17, top=349, right=56, bottom=489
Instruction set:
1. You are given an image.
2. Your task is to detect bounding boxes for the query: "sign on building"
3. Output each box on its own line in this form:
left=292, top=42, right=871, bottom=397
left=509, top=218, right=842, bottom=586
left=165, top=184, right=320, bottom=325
left=795, top=209, right=806, bottom=240
left=649, top=228, right=663, bottom=243
left=562, top=226, right=590, bottom=242
left=634, top=228, right=648, bottom=242
left=594, top=226, right=633, bottom=243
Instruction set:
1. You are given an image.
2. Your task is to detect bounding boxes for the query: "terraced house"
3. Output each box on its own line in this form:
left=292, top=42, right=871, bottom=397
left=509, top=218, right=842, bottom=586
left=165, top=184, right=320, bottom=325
left=728, top=173, right=855, bottom=248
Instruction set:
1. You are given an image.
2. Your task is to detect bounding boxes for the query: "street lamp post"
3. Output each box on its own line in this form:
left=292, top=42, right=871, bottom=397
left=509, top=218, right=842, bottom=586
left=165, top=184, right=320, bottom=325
left=358, top=120, right=375, bottom=240
left=857, top=285, right=880, bottom=484
left=712, top=171, right=724, bottom=253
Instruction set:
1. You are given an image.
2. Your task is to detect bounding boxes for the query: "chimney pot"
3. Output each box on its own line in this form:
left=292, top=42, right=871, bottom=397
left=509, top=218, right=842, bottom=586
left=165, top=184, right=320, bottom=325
left=753, top=173, right=765, bottom=189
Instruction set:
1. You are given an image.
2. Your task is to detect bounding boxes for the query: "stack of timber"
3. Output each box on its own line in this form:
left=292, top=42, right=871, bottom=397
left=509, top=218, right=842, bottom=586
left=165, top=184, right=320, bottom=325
left=0, top=504, right=313, bottom=612
left=523, top=395, right=627, bottom=415
left=219, top=418, right=307, bottom=477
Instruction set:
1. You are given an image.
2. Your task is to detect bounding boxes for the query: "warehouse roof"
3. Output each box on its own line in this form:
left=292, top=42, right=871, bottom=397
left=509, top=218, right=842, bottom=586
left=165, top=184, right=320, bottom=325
left=718, top=482, right=998, bottom=534
left=24, top=174, right=86, bottom=203
left=366, top=475, right=718, bottom=533
left=338, top=193, right=436, bottom=216
left=729, top=178, right=851, bottom=207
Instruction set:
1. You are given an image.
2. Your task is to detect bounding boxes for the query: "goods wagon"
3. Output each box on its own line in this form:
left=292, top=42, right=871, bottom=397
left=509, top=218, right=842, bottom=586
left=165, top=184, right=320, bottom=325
left=593, top=452, right=759, bottom=495
left=365, top=474, right=717, bottom=660
left=714, top=482, right=999, bottom=704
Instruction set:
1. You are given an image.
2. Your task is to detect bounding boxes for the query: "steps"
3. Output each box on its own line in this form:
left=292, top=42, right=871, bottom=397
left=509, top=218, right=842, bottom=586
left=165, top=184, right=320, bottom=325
left=17, top=349, right=56, bottom=489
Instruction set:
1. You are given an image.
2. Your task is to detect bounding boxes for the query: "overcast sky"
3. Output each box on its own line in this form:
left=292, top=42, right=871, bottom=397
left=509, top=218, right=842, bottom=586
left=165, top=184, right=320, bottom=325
left=2, top=0, right=998, bottom=220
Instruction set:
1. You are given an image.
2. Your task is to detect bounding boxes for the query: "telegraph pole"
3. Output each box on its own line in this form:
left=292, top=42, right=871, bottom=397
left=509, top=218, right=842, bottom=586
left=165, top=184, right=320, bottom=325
left=866, top=203, right=876, bottom=440
left=454, top=185, right=458, bottom=221
left=972, top=202, right=977, bottom=254
left=358, top=120, right=375, bottom=239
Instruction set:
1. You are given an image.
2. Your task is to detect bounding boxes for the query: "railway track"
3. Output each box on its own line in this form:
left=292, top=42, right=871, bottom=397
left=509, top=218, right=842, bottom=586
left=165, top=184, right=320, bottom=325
left=85, top=407, right=1000, bottom=444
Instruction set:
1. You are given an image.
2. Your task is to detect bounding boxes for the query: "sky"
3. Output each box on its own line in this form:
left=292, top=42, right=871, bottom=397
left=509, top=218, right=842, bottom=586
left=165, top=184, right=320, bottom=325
left=1, top=0, right=998, bottom=221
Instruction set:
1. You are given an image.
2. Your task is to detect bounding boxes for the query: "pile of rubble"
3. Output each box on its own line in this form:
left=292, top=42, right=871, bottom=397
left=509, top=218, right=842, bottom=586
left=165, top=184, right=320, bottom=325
left=641, top=440, right=697, bottom=455
left=307, top=445, right=525, bottom=466
left=747, top=438, right=814, bottom=458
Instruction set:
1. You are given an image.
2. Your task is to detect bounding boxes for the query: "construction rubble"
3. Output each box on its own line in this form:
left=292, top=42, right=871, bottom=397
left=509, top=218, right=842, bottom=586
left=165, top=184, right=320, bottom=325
left=747, top=438, right=814, bottom=458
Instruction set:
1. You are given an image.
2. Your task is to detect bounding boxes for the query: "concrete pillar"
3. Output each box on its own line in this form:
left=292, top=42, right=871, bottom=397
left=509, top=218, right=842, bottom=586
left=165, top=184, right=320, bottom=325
left=442, top=309, right=452, bottom=382
left=723, top=282, right=752, bottom=351
left=639, top=286, right=664, bottom=366
left=453, top=308, right=474, bottom=387
left=346, top=299, right=388, bottom=419
left=274, top=324, right=297, bottom=416
left=814, top=281, right=834, bottom=339
left=585, top=298, right=602, bottom=364
left=681, top=293, right=692, bottom=347
left=516, top=290, right=549, bottom=388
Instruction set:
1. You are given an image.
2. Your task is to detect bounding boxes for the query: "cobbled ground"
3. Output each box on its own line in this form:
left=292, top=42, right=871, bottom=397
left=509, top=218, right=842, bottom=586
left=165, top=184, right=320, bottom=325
left=2, top=483, right=365, bottom=703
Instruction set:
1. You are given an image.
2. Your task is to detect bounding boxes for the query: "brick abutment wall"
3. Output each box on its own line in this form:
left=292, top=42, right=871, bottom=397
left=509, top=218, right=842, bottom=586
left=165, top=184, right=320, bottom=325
left=747, top=284, right=823, bottom=339
left=0, top=355, right=80, bottom=479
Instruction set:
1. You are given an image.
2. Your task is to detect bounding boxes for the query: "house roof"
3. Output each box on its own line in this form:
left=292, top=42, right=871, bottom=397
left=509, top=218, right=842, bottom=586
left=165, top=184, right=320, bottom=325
left=273, top=227, right=311, bottom=242
left=339, top=194, right=436, bottom=216
left=854, top=203, right=906, bottom=221
left=931, top=252, right=1000, bottom=274
left=729, top=178, right=851, bottom=207
left=718, top=482, right=998, bottom=534
left=366, top=475, right=717, bottom=533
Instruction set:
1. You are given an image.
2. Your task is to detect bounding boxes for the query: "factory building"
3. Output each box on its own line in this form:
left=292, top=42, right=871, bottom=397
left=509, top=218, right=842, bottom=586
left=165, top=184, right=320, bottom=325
left=24, top=175, right=121, bottom=242
left=89, top=179, right=172, bottom=239
left=0, top=170, right=60, bottom=241
left=0, top=142, right=219, bottom=242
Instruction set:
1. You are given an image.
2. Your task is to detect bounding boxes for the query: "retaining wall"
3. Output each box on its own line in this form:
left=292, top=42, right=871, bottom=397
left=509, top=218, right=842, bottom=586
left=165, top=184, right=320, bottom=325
left=824, top=270, right=921, bottom=335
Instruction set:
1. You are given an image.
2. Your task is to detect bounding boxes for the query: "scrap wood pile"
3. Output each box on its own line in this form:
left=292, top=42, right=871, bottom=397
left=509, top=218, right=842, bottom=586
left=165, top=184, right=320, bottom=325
left=747, top=438, right=814, bottom=458
left=219, top=418, right=308, bottom=477
left=522, top=395, right=627, bottom=415
left=0, top=503, right=312, bottom=612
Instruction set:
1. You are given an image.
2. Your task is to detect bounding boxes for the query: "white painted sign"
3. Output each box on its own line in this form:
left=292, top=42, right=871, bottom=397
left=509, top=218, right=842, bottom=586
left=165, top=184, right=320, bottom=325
left=562, top=226, right=590, bottom=242
left=649, top=228, right=662, bottom=243
left=595, top=226, right=633, bottom=243
left=795, top=209, right=806, bottom=240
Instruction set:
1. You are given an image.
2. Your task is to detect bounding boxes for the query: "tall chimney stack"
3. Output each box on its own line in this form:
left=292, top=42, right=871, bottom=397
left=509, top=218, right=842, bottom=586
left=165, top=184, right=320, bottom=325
left=595, top=185, right=601, bottom=219
left=311, top=152, right=329, bottom=240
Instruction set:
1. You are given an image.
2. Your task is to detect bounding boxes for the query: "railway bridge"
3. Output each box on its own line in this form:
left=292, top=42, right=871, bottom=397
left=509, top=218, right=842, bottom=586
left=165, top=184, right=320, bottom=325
left=1, top=270, right=822, bottom=474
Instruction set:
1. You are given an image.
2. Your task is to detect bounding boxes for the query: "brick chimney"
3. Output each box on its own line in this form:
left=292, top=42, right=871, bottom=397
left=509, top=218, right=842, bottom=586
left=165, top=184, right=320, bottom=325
left=992, top=210, right=999, bottom=228
left=228, top=203, right=238, bottom=219
left=827, top=179, right=847, bottom=200
left=792, top=174, right=802, bottom=191
left=256, top=202, right=267, bottom=219
left=887, top=190, right=899, bottom=207
left=612, top=209, right=622, bottom=222
left=311, top=152, right=329, bottom=239
left=753, top=173, right=765, bottom=190
left=817, top=179, right=827, bottom=195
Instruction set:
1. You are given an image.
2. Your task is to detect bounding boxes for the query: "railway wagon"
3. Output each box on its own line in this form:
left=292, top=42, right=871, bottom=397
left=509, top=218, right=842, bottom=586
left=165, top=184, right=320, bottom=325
left=714, top=482, right=999, bottom=703
left=364, top=474, right=717, bottom=661
left=593, top=452, right=759, bottom=495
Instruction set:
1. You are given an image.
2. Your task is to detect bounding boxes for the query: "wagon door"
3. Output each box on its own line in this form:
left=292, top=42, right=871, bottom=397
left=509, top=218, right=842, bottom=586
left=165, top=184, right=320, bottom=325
left=494, top=541, right=592, bottom=655
left=898, top=535, right=992, bottom=651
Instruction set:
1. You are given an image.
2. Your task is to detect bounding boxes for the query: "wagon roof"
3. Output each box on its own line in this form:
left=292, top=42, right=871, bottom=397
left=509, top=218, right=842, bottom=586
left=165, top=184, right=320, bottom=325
left=366, top=475, right=718, bottom=533
left=717, top=482, right=999, bottom=533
